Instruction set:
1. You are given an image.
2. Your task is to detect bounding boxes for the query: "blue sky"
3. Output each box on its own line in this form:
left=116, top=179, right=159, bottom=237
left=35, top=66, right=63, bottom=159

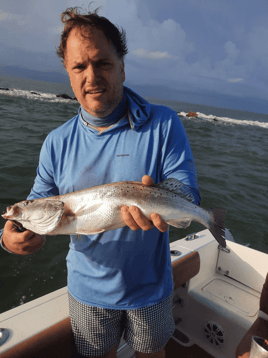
left=0, top=0, right=268, bottom=110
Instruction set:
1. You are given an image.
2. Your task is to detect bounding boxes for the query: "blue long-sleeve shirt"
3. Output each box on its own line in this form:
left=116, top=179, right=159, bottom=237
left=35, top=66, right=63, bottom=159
left=28, top=86, right=200, bottom=309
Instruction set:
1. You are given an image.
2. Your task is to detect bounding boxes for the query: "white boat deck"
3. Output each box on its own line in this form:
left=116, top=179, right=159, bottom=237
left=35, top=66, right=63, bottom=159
left=1, top=229, right=268, bottom=358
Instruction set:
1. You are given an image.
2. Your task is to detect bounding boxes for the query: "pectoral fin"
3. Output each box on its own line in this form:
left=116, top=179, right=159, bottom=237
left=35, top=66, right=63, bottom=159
left=76, top=229, right=105, bottom=235
left=166, top=219, right=191, bottom=229
left=75, top=203, right=103, bottom=217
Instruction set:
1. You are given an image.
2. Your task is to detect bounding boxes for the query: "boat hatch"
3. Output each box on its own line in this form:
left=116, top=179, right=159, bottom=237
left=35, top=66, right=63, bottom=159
left=202, top=278, right=259, bottom=316
left=216, top=241, right=268, bottom=293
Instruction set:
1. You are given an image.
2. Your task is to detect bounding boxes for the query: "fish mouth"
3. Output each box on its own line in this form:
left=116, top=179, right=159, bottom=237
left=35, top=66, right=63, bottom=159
left=2, top=206, right=12, bottom=219
left=2, top=204, right=20, bottom=219
left=2, top=213, right=13, bottom=219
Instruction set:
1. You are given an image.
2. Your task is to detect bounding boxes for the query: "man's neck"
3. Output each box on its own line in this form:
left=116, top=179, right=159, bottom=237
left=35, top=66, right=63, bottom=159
left=81, top=90, right=127, bottom=130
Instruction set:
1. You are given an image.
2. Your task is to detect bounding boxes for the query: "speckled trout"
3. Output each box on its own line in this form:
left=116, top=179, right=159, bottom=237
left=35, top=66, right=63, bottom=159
left=2, top=179, right=226, bottom=247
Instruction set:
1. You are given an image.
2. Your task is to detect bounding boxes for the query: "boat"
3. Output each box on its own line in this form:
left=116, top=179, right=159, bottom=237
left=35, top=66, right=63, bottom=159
left=1, top=228, right=268, bottom=357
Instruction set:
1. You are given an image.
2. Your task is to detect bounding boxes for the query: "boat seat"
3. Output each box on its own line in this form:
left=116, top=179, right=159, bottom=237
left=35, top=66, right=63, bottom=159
left=236, top=272, right=268, bottom=358
left=172, top=250, right=200, bottom=290
left=0, top=317, right=77, bottom=358
left=1, top=251, right=200, bottom=358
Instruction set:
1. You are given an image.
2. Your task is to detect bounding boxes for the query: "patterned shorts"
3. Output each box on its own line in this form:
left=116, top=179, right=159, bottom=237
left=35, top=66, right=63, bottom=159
left=68, top=292, right=175, bottom=357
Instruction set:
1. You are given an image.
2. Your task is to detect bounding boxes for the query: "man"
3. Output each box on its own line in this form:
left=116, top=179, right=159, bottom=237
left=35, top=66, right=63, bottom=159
left=1, top=7, right=200, bottom=358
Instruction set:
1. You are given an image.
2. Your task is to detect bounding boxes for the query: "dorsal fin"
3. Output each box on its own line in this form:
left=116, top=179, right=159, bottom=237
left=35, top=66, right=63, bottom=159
left=155, top=178, right=195, bottom=203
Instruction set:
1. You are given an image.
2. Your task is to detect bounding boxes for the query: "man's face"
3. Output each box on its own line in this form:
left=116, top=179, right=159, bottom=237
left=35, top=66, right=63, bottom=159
left=65, top=27, right=125, bottom=118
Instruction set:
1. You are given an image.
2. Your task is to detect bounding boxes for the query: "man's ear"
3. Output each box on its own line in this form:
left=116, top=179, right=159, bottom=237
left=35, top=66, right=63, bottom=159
left=121, top=61, right=125, bottom=82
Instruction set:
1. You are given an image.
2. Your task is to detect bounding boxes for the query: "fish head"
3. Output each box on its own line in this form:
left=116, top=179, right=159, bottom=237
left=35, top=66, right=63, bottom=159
left=2, top=199, right=65, bottom=235
left=2, top=200, right=52, bottom=227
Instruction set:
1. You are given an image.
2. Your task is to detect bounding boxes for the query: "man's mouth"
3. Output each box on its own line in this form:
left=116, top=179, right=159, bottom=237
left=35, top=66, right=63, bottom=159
left=86, top=89, right=105, bottom=94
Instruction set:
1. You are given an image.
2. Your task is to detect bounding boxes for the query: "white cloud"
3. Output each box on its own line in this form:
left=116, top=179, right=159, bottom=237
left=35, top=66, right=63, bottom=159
left=0, top=11, right=14, bottom=21
left=0, top=0, right=267, bottom=101
left=224, top=41, right=240, bottom=60
left=132, top=49, right=174, bottom=60
left=228, top=78, right=243, bottom=83
left=51, top=24, right=64, bottom=35
left=92, top=0, right=194, bottom=61
left=246, top=26, right=268, bottom=70
left=0, top=10, right=30, bottom=25
left=128, top=18, right=194, bottom=58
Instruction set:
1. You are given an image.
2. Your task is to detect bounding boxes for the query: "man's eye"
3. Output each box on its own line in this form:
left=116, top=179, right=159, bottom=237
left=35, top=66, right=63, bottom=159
left=99, top=62, right=111, bottom=68
left=73, top=65, right=85, bottom=71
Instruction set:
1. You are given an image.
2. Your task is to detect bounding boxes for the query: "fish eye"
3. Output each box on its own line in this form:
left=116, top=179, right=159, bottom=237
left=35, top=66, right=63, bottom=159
left=24, top=200, right=33, bottom=206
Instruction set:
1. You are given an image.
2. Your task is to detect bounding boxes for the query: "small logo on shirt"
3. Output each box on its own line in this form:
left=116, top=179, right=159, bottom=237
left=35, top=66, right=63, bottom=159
left=116, top=154, right=130, bottom=157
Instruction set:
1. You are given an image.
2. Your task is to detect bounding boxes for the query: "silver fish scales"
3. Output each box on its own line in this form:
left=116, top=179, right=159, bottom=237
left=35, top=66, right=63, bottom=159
left=2, top=178, right=226, bottom=247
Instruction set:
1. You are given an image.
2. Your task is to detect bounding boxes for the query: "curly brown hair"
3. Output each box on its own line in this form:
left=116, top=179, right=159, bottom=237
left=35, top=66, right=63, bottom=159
left=56, top=6, right=128, bottom=67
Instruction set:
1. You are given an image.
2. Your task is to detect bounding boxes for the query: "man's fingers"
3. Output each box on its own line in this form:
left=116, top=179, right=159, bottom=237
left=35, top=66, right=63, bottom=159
left=21, top=235, right=46, bottom=255
left=150, top=213, right=169, bottom=233
left=142, top=175, right=155, bottom=186
left=121, top=206, right=140, bottom=230
left=6, top=220, right=19, bottom=231
left=129, top=206, right=154, bottom=231
left=3, top=220, right=46, bottom=255
left=121, top=206, right=154, bottom=231
left=12, top=228, right=37, bottom=244
left=121, top=177, right=167, bottom=232
left=22, top=229, right=41, bottom=243
left=9, top=234, right=46, bottom=255
left=6, top=220, right=38, bottom=242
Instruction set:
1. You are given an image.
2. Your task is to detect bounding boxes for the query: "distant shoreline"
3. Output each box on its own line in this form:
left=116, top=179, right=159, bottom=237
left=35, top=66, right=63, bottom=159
left=0, top=72, right=268, bottom=115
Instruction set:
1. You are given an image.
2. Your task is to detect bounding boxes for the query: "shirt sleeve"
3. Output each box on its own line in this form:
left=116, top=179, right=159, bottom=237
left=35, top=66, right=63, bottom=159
left=27, top=136, right=59, bottom=200
left=160, top=110, right=201, bottom=205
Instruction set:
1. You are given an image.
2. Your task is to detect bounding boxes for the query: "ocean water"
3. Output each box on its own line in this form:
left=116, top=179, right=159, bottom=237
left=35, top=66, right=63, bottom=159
left=0, top=76, right=267, bottom=313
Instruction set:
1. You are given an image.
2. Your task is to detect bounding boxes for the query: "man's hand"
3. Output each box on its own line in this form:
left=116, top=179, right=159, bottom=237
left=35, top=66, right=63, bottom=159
left=121, top=175, right=168, bottom=233
left=2, top=220, right=46, bottom=255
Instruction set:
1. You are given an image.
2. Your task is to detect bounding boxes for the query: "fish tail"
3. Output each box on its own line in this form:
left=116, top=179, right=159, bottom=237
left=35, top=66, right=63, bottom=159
left=208, top=208, right=226, bottom=247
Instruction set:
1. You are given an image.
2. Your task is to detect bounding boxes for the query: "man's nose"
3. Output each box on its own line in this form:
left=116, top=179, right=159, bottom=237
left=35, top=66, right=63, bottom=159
left=85, top=64, right=99, bottom=84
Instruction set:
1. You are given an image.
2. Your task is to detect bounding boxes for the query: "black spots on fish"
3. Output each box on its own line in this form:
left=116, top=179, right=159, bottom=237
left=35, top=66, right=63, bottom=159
left=135, top=185, right=144, bottom=192
left=168, top=181, right=179, bottom=191
left=155, top=178, right=195, bottom=203
left=124, top=185, right=137, bottom=193
left=154, top=186, right=175, bottom=198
